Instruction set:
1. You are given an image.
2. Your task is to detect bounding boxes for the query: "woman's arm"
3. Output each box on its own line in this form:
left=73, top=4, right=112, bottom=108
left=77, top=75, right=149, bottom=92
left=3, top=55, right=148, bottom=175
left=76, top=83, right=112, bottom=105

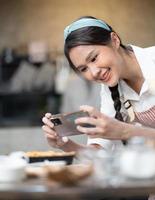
left=120, top=122, right=155, bottom=140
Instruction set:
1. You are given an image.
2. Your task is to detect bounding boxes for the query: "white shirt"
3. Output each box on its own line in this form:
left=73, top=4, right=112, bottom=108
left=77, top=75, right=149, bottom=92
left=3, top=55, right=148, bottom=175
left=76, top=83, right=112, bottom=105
left=87, top=45, right=155, bottom=150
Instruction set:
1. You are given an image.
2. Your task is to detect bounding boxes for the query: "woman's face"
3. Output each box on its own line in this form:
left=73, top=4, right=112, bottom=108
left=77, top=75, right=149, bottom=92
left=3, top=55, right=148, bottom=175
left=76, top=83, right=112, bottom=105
left=69, top=41, right=124, bottom=87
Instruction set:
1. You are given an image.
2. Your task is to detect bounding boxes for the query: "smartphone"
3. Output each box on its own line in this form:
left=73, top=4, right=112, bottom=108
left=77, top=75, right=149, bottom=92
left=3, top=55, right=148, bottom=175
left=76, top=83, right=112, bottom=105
left=50, top=111, right=95, bottom=137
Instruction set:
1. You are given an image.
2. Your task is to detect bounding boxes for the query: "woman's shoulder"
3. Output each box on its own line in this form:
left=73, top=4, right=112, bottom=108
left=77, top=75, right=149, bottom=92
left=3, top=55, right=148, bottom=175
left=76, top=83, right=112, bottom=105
left=144, top=46, right=155, bottom=52
left=144, top=46, right=155, bottom=55
left=144, top=46, right=155, bottom=62
left=131, top=45, right=155, bottom=62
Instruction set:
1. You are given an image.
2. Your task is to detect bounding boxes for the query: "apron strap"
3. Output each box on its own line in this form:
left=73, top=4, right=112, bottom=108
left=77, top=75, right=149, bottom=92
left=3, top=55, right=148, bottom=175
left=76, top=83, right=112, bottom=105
left=123, top=100, right=135, bottom=122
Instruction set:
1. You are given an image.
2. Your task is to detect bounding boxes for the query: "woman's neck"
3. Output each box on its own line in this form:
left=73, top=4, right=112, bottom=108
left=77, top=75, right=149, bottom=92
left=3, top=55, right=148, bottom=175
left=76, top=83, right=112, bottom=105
left=121, top=48, right=144, bottom=94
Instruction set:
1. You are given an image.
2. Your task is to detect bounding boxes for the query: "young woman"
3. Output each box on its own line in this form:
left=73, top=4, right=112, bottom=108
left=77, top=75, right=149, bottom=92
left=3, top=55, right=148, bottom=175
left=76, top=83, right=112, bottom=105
left=42, top=16, right=155, bottom=152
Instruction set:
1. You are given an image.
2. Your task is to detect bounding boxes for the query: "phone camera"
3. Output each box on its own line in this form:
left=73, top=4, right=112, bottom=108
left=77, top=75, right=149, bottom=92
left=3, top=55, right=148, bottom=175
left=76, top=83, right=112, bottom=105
left=51, top=118, right=62, bottom=126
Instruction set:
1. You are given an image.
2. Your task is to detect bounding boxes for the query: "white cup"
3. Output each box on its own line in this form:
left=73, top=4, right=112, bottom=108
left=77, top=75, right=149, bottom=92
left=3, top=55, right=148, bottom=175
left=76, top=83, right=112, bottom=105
left=120, top=149, right=155, bottom=179
left=0, top=152, right=28, bottom=182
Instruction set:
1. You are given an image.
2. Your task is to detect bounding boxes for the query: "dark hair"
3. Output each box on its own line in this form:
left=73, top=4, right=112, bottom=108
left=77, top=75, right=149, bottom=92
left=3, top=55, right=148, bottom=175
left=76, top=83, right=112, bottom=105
left=64, top=16, right=126, bottom=122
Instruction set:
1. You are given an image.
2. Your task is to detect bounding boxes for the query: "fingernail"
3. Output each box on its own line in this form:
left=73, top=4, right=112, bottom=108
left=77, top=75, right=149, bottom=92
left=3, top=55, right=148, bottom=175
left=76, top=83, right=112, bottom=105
left=76, top=125, right=80, bottom=129
left=62, top=137, right=69, bottom=143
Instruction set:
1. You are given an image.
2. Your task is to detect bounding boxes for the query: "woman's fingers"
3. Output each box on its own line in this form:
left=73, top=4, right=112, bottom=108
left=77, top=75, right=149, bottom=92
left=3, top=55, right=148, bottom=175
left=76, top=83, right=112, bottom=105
left=79, top=105, right=95, bottom=116
left=79, top=105, right=103, bottom=118
left=45, top=132, right=56, bottom=139
left=76, top=125, right=115, bottom=139
left=42, top=113, right=69, bottom=148
left=75, top=113, right=111, bottom=138
left=75, top=117, right=94, bottom=127
left=45, top=113, right=52, bottom=119
left=42, top=113, right=54, bottom=128
left=44, top=130, right=65, bottom=148
left=75, top=116, right=105, bottom=128
left=76, top=125, right=103, bottom=135
left=42, top=125, right=56, bottom=135
left=42, top=125, right=68, bottom=148
left=42, top=116, right=54, bottom=129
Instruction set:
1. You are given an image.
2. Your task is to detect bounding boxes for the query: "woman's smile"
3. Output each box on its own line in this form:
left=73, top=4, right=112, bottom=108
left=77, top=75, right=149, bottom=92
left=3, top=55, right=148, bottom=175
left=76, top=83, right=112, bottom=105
left=99, top=67, right=111, bottom=82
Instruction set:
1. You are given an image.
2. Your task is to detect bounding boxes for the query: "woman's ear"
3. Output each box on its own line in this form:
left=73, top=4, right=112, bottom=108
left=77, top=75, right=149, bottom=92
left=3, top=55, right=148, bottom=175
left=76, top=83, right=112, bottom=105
left=110, top=32, right=120, bottom=49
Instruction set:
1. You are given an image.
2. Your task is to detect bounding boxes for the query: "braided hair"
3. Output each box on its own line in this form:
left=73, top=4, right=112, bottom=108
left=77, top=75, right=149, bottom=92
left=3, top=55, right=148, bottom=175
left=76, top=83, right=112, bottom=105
left=109, top=85, right=124, bottom=121
left=64, top=16, right=128, bottom=122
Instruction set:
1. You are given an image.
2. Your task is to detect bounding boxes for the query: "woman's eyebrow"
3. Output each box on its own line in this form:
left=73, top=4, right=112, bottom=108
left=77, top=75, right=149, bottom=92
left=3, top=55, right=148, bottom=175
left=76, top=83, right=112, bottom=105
left=76, top=64, right=87, bottom=70
left=85, top=50, right=95, bottom=62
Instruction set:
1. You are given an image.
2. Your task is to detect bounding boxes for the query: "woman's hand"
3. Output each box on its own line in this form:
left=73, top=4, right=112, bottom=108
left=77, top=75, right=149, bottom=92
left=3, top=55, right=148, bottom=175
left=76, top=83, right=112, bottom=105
left=42, top=113, right=68, bottom=148
left=75, top=105, right=128, bottom=140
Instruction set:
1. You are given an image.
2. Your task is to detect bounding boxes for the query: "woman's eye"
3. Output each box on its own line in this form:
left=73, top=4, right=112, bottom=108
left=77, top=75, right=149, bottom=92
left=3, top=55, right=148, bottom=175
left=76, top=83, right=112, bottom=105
left=80, top=67, right=87, bottom=72
left=91, top=55, right=97, bottom=62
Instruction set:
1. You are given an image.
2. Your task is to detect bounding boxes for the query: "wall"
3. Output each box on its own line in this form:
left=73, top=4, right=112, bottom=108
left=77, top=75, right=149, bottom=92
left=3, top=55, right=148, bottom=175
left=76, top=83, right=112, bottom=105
left=0, top=0, right=155, bottom=53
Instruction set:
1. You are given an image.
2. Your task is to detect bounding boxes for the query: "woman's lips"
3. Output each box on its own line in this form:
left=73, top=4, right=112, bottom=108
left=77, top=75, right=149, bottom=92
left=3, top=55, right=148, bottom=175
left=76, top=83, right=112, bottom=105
left=100, top=68, right=111, bottom=82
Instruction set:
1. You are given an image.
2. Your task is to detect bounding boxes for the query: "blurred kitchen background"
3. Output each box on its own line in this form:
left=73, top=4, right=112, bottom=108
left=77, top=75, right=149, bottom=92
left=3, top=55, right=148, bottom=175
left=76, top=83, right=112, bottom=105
left=0, top=0, right=155, bottom=154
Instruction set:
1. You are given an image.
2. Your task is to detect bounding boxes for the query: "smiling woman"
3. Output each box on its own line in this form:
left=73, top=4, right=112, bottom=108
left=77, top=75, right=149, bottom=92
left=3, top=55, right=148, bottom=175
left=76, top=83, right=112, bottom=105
left=42, top=16, right=155, bottom=154
left=64, top=16, right=131, bottom=122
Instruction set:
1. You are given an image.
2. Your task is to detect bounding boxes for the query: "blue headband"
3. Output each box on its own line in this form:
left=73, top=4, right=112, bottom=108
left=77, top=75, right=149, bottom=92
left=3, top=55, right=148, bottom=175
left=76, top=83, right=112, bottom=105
left=64, top=18, right=111, bottom=41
